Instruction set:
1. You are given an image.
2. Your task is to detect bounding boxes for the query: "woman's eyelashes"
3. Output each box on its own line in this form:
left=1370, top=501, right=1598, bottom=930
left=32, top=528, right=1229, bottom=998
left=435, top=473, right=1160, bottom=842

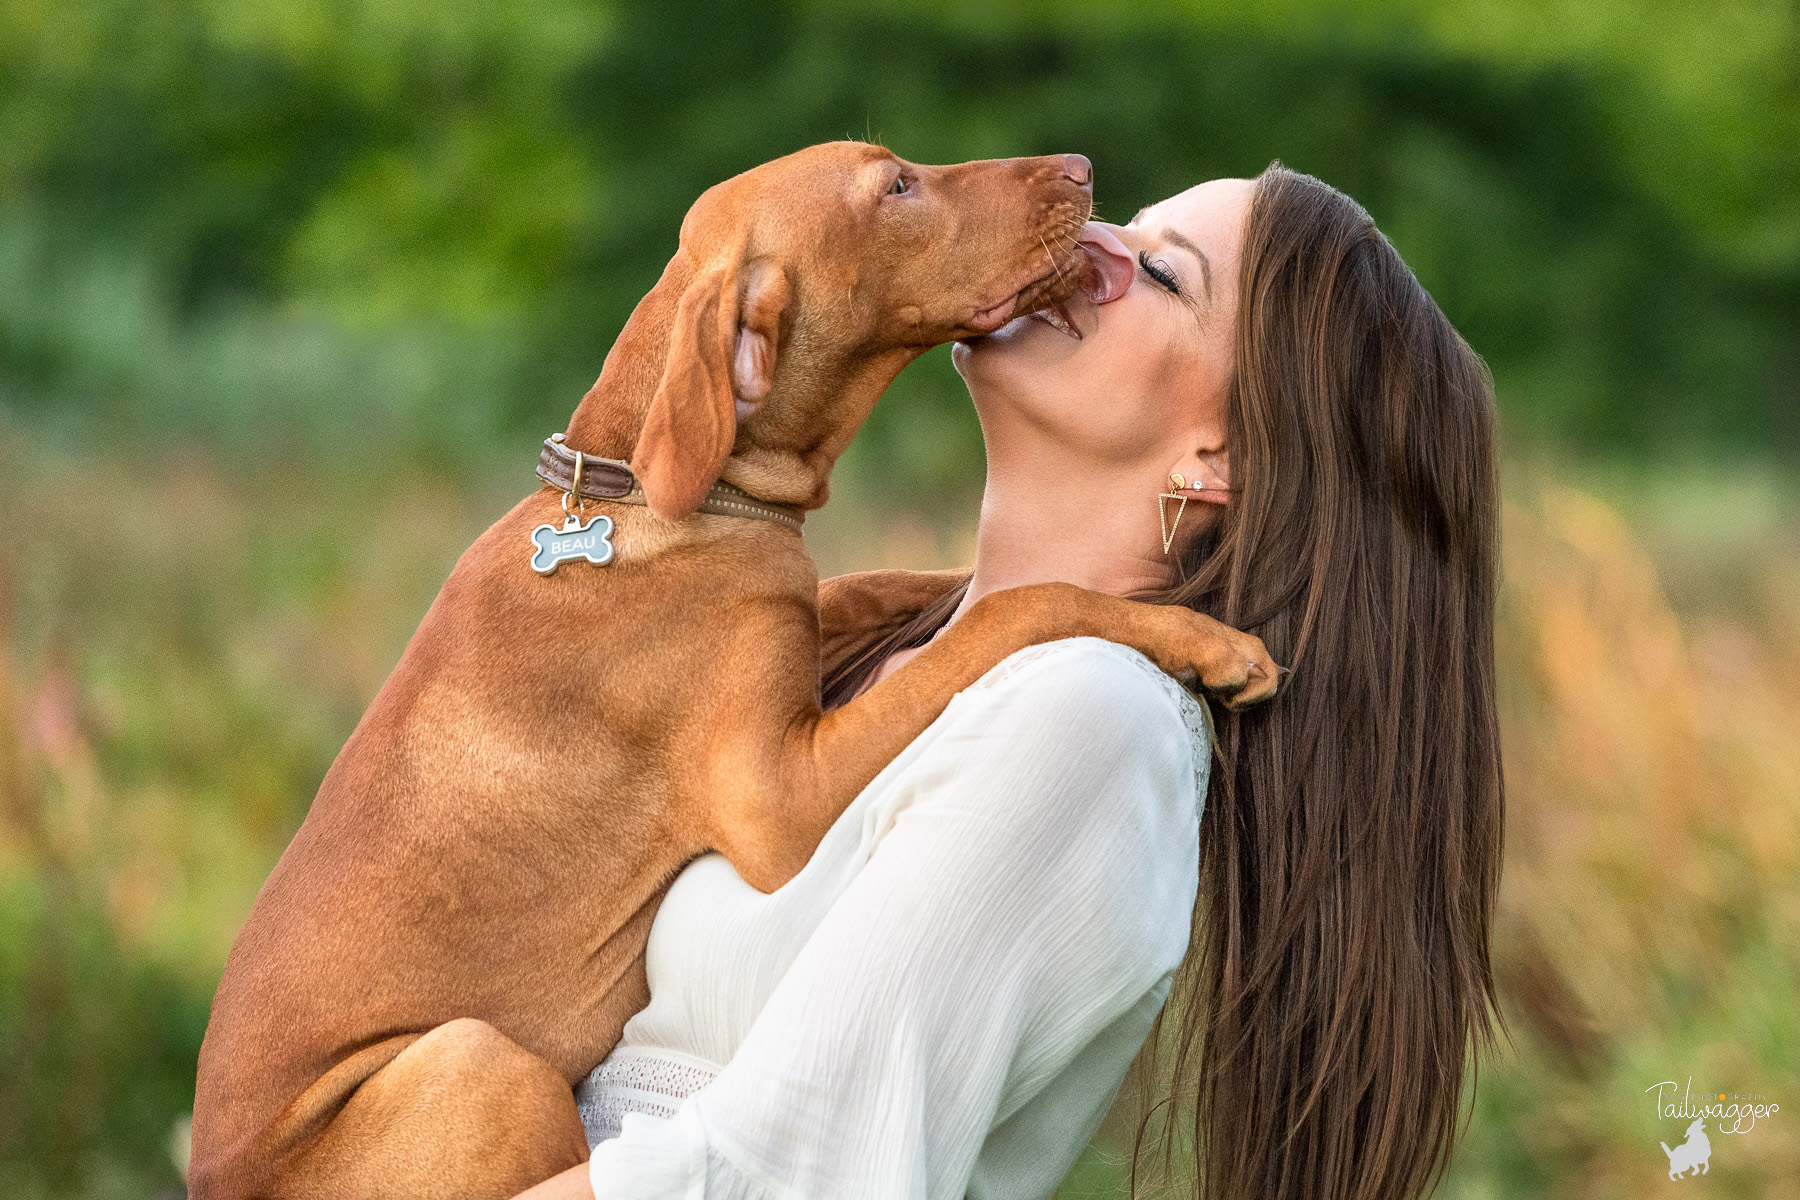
left=1137, top=250, right=1182, bottom=296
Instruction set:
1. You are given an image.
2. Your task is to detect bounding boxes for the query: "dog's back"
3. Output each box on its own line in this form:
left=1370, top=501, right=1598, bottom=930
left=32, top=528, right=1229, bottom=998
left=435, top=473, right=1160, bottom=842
left=193, top=498, right=816, bottom=1194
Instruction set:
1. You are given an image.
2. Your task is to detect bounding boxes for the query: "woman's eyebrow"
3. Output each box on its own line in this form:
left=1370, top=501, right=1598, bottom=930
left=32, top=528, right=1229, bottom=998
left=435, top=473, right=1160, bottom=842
left=1162, top=229, right=1214, bottom=300
left=1125, top=211, right=1215, bottom=301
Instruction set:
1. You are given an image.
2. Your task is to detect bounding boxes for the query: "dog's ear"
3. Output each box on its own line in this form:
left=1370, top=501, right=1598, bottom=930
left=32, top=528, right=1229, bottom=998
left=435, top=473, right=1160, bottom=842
left=634, top=257, right=790, bottom=521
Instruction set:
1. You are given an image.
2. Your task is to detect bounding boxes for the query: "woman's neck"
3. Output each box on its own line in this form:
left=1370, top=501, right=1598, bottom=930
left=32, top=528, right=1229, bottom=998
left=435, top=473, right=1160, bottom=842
left=860, top=444, right=1180, bottom=690
left=949, top=447, right=1174, bottom=623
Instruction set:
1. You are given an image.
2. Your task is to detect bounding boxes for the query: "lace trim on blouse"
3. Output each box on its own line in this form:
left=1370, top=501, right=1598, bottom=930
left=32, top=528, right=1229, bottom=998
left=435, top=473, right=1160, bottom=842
left=578, top=1048, right=721, bottom=1145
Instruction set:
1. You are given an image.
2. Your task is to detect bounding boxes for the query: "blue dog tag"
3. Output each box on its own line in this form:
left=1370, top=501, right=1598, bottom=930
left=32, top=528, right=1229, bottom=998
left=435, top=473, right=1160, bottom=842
left=529, top=512, right=615, bottom=574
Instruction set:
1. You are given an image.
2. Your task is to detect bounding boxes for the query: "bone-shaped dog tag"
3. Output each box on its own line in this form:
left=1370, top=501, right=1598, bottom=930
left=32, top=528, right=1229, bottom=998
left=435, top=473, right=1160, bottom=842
left=528, top=512, right=615, bottom=574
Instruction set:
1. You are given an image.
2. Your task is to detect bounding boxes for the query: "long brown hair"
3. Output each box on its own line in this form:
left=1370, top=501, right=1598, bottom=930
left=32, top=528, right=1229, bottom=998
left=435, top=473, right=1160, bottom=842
left=822, top=162, right=1504, bottom=1200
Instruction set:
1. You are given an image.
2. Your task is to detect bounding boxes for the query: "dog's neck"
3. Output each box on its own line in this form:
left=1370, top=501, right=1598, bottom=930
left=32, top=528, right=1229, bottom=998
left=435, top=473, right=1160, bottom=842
left=561, top=263, right=920, bottom=512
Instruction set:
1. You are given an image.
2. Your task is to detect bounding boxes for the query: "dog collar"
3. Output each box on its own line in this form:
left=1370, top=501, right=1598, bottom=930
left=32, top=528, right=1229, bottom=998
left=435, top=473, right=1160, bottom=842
left=536, top=435, right=805, bottom=533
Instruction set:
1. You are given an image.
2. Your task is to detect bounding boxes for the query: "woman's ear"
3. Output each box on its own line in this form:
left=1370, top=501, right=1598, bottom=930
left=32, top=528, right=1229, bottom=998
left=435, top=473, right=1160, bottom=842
left=1169, top=447, right=1231, bottom=505
left=1194, top=447, right=1230, bottom=505
left=633, top=257, right=790, bottom=520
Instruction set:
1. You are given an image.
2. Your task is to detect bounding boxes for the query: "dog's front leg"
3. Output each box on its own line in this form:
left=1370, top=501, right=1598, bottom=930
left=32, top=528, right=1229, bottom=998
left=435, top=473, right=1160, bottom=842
left=712, top=581, right=1276, bottom=892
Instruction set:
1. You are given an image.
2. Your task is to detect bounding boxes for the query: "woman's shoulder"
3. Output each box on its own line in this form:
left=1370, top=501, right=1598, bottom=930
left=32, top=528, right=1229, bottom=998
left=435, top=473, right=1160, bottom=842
left=966, top=636, right=1207, bottom=724
left=936, top=636, right=1208, bottom=958
left=956, top=636, right=1212, bottom=777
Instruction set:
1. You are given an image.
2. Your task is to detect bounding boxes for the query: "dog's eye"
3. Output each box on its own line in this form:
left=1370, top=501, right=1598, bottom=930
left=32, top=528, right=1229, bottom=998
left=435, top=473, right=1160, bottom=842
left=889, top=175, right=909, bottom=196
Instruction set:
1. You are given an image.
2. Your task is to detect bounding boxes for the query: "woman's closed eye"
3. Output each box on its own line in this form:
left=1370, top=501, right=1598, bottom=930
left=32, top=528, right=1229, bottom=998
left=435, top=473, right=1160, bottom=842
left=1137, top=251, right=1182, bottom=296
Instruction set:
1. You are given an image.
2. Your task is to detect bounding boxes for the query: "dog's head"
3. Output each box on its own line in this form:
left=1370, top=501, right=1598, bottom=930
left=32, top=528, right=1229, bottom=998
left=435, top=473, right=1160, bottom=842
left=598, top=142, right=1093, bottom=519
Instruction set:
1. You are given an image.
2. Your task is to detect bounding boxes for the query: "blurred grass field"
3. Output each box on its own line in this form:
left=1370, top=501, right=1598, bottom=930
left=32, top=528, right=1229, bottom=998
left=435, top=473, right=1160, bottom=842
left=3, top=0, right=1798, bottom=1194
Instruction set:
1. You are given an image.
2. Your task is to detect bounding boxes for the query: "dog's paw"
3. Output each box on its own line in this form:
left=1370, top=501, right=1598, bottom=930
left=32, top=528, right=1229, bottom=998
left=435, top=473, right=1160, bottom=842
left=1167, top=611, right=1282, bottom=710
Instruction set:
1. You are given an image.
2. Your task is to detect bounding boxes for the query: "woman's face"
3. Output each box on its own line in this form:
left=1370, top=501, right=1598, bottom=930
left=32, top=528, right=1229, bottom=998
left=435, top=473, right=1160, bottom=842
left=952, top=177, right=1253, bottom=490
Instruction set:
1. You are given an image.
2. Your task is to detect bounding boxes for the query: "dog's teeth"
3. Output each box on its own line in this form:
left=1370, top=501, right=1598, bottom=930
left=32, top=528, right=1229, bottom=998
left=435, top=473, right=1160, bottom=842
left=1038, top=305, right=1079, bottom=339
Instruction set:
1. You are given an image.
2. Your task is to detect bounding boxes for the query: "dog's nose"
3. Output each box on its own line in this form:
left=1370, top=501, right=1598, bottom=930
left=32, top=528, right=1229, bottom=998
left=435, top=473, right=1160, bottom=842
left=1059, top=154, right=1093, bottom=189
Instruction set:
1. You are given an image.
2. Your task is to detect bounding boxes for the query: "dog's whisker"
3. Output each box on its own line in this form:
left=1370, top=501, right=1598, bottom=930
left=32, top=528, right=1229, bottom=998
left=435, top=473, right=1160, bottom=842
left=1039, top=234, right=1068, bottom=291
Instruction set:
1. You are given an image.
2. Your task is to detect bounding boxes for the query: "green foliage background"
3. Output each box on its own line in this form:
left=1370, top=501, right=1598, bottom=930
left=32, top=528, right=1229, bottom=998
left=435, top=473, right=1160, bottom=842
left=1, top=1, right=1796, bottom=1197
left=5, top=0, right=1797, bottom=480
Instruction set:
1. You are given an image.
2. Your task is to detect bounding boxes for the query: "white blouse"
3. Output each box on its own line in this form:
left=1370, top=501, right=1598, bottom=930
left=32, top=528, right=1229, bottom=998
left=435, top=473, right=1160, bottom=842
left=580, top=637, right=1210, bottom=1200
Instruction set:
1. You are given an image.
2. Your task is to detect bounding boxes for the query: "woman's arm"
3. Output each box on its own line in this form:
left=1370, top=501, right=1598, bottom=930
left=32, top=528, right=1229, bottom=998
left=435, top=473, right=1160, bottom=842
left=580, top=639, right=1208, bottom=1200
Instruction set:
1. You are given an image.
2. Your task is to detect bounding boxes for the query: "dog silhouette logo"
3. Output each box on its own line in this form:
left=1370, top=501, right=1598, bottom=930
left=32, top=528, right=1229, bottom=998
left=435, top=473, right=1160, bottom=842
left=529, top=513, right=615, bottom=574
left=1661, top=1117, right=1711, bottom=1180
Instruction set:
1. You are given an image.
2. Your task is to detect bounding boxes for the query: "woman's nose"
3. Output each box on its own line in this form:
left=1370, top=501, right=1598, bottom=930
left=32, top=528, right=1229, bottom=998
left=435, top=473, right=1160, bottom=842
left=1077, top=223, right=1136, bottom=304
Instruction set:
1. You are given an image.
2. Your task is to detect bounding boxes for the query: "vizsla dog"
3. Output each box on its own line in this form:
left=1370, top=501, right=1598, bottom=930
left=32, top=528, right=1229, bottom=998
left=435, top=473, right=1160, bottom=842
left=191, top=142, right=1277, bottom=1200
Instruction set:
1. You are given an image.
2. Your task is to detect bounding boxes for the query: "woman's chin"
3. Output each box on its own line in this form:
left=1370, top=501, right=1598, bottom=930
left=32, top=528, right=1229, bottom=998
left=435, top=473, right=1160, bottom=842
left=952, top=328, right=1013, bottom=381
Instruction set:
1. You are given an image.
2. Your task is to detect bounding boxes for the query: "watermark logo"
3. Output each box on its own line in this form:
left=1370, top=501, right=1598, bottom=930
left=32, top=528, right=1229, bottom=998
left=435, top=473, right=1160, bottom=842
left=1659, top=1117, right=1711, bottom=1180
left=1646, top=1079, right=1781, bottom=1180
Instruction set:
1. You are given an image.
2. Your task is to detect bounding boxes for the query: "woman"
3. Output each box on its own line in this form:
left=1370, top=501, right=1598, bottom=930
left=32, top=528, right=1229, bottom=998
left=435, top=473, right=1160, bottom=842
left=524, top=163, right=1503, bottom=1200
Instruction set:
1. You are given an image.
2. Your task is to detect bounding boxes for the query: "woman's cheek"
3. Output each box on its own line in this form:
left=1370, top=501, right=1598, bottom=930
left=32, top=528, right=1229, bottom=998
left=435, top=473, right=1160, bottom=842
left=1038, top=353, right=1172, bottom=458
left=1089, top=335, right=1169, bottom=419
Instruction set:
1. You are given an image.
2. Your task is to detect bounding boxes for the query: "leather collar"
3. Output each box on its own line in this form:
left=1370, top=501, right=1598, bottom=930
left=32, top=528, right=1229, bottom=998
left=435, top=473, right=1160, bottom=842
left=536, top=435, right=805, bottom=533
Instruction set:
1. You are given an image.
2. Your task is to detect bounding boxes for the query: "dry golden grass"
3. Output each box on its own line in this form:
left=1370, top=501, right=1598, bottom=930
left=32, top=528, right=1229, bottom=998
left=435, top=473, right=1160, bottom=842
left=1452, top=482, right=1799, bottom=1198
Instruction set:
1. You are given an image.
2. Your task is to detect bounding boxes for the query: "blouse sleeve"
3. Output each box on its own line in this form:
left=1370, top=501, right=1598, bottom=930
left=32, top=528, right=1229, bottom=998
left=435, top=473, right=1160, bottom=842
left=588, top=638, right=1206, bottom=1200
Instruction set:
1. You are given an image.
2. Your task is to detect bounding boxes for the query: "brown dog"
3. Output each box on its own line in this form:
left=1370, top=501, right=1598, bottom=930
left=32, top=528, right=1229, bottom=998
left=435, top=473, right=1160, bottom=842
left=190, top=142, right=1277, bottom=1200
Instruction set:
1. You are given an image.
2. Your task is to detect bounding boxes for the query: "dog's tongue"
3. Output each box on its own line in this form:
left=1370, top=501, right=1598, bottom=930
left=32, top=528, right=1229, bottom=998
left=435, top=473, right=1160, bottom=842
left=1077, top=223, right=1136, bottom=304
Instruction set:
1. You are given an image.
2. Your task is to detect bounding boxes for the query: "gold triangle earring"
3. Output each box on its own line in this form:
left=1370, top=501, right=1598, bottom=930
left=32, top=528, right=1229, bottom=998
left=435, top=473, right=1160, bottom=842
left=1158, top=472, right=1190, bottom=555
